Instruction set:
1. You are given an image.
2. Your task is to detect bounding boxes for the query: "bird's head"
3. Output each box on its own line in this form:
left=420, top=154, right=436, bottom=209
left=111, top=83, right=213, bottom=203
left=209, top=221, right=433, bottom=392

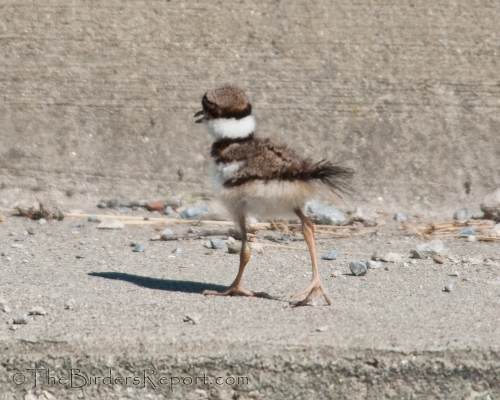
left=194, top=86, right=255, bottom=141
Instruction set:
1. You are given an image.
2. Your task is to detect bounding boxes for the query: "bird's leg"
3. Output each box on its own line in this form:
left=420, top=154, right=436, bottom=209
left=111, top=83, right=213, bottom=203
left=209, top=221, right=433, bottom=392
left=292, top=209, right=332, bottom=306
left=203, top=216, right=254, bottom=297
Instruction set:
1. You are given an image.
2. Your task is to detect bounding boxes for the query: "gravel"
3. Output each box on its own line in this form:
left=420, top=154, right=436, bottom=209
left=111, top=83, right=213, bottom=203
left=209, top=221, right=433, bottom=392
left=393, top=212, right=408, bottom=222
left=180, top=205, right=211, bottom=220
left=457, top=227, right=475, bottom=235
left=480, top=188, right=500, bottom=221
left=29, top=306, right=47, bottom=316
left=210, top=238, right=227, bottom=250
left=349, top=261, right=367, bottom=276
left=410, top=239, right=444, bottom=258
left=164, top=205, right=174, bottom=215
left=353, top=206, right=379, bottom=225
left=321, top=248, right=340, bottom=260
left=97, top=219, right=125, bottom=229
left=160, top=228, right=177, bottom=240
left=306, top=201, right=345, bottom=225
left=444, top=283, right=454, bottom=292
left=367, top=260, right=383, bottom=269
left=13, top=314, right=29, bottom=324
left=133, top=244, right=145, bottom=252
left=453, top=207, right=473, bottom=221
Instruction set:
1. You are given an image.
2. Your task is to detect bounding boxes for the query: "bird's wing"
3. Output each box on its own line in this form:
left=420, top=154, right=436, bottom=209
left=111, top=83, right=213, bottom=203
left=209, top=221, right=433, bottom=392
left=222, top=139, right=312, bottom=187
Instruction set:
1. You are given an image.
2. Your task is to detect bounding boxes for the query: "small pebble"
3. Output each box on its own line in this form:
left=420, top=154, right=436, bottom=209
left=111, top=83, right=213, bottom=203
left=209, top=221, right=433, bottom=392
left=466, top=235, right=476, bottom=242
left=75, top=254, right=85, bottom=259
left=22, top=259, right=29, bottom=264
left=453, top=207, right=473, bottom=221
left=393, top=212, right=408, bottom=222
left=147, top=200, right=164, bottom=212
left=349, top=261, right=367, bottom=276
left=316, top=326, right=329, bottom=332
left=172, top=248, right=182, bottom=254
left=306, top=201, right=345, bottom=225
left=97, top=219, right=125, bottom=230
left=0, top=215, right=6, bottom=222
left=11, top=244, right=26, bottom=249
left=210, top=238, right=227, bottom=250
left=366, top=260, right=382, bottom=269
left=380, top=252, right=402, bottom=263
left=29, top=306, right=47, bottom=316
left=184, top=313, right=201, bottom=325
left=403, top=262, right=409, bottom=267
left=160, top=228, right=177, bottom=241
left=64, top=299, right=76, bottom=310
left=27, top=228, right=35, bottom=235
left=180, top=205, right=211, bottom=220
left=14, top=236, right=25, bottom=242
left=150, top=234, right=161, bottom=241
left=164, top=206, right=174, bottom=215
left=3, top=305, right=11, bottom=313
left=444, top=283, right=454, bottom=292
left=281, top=234, right=291, bottom=241
left=13, top=314, right=29, bottom=324
left=38, top=219, right=47, bottom=225
left=9, top=325, right=18, bottom=331
left=457, top=227, right=475, bottom=235
left=227, top=243, right=242, bottom=254
left=331, top=270, right=342, bottom=278
left=410, top=239, right=444, bottom=258
left=432, top=255, right=445, bottom=264
left=449, top=271, right=460, bottom=276
left=321, top=248, right=340, bottom=261
left=203, top=241, right=212, bottom=249
left=9, top=232, right=17, bottom=236
left=88, top=216, right=100, bottom=223
left=133, top=244, right=145, bottom=253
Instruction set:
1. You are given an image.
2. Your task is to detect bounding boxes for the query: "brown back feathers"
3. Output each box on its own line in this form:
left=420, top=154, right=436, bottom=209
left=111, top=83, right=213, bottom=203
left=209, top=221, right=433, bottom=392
left=211, top=136, right=353, bottom=195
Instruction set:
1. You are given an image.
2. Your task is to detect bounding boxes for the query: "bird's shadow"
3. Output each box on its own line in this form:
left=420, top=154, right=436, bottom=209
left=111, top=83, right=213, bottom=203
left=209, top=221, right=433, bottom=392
left=88, top=272, right=277, bottom=301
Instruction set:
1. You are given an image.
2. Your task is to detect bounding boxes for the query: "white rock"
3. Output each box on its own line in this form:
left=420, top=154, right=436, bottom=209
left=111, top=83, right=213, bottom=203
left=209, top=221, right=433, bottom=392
left=331, top=270, right=342, bottom=277
left=410, top=239, right=444, bottom=258
left=366, top=260, right=382, bottom=269
left=97, top=219, right=125, bottom=229
left=29, top=306, right=47, bottom=316
left=380, top=252, right=403, bottom=263
left=184, top=313, right=201, bottom=324
left=64, top=299, right=76, bottom=310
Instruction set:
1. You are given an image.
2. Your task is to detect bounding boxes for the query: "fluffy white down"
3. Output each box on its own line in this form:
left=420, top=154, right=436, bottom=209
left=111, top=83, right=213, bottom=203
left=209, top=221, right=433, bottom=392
left=204, top=115, right=256, bottom=140
left=212, top=161, right=244, bottom=192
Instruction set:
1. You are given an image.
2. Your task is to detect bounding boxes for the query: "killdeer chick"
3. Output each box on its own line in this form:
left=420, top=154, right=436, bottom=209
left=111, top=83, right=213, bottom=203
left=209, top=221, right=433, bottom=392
left=194, top=86, right=353, bottom=306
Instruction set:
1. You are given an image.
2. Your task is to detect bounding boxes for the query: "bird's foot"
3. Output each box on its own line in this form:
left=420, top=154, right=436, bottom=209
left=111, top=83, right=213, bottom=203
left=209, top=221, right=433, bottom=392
left=292, top=278, right=332, bottom=306
left=203, top=285, right=254, bottom=297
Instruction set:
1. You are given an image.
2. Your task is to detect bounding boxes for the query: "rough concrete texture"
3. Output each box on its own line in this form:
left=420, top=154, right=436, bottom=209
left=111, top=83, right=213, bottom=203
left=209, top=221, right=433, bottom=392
left=1, top=1, right=499, bottom=213
left=1, top=1, right=500, bottom=398
left=1, top=210, right=500, bottom=399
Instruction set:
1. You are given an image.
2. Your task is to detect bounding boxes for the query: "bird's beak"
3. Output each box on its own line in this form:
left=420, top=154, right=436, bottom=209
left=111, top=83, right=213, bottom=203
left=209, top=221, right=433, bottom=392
left=194, top=110, right=204, bottom=123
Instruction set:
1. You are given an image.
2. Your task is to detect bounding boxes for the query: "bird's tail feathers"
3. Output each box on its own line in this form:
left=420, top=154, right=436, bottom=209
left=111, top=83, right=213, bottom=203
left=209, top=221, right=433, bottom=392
left=307, top=160, right=354, bottom=197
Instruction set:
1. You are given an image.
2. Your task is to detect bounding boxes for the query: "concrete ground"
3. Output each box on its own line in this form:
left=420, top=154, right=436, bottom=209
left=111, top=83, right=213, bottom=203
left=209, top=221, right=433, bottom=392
left=0, top=200, right=499, bottom=400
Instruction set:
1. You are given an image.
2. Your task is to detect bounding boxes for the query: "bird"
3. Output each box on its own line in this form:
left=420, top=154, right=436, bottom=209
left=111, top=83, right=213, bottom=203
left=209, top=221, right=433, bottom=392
left=194, top=85, right=353, bottom=306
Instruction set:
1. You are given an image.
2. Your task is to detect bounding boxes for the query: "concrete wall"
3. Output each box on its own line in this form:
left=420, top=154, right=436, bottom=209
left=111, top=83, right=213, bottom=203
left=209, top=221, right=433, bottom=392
left=1, top=1, right=499, bottom=212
